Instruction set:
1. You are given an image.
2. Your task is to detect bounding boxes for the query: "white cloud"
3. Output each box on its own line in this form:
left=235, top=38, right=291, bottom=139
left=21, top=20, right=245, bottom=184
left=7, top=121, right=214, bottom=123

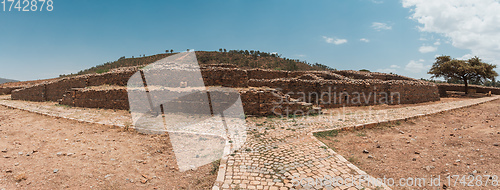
left=360, top=38, right=370, bottom=43
left=322, top=36, right=348, bottom=45
left=405, top=59, right=431, bottom=73
left=403, top=0, right=500, bottom=65
left=371, top=22, right=392, bottom=31
left=377, top=65, right=401, bottom=73
left=458, top=54, right=474, bottom=60
left=369, top=0, right=383, bottom=4
left=433, top=41, right=441, bottom=46
left=419, top=45, right=437, bottom=53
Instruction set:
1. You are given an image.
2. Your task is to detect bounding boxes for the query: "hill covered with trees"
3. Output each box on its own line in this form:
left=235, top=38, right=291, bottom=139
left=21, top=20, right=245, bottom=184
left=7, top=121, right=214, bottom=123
left=61, top=50, right=334, bottom=77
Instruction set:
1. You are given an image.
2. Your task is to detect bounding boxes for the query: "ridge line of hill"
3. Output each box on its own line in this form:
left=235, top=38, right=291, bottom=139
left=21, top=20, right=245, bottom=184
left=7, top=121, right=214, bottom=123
left=60, top=50, right=336, bottom=77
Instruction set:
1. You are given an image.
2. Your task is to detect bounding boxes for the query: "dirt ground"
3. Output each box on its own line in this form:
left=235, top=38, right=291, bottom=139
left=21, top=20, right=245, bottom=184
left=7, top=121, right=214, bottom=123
left=0, top=106, right=217, bottom=190
left=317, top=99, right=500, bottom=189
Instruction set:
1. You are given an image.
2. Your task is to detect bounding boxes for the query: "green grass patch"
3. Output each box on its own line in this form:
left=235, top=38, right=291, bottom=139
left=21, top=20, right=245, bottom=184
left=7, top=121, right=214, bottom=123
left=313, top=129, right=340, bottom=138
left=210, top=159, right=221, bottom=175
left=348, top=156, right=358, bottom=163
left=55, top=104, right=71, bottom=108
left=96, top=69, right=109, bottom=74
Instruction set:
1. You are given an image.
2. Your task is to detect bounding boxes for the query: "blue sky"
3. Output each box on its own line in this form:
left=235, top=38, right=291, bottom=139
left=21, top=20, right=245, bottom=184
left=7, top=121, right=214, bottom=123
left=1, top=0, right=498, bottom=81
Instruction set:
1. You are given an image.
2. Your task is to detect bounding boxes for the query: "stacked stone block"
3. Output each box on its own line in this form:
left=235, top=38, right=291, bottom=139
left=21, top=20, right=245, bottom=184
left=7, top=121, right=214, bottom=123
left=59, top=87, right=313, bottom=116
left=437, top=83, right=500, bottom=96
left=0, top=87, right=21, bottom=95
left=11, top=63, right=442, bottom=116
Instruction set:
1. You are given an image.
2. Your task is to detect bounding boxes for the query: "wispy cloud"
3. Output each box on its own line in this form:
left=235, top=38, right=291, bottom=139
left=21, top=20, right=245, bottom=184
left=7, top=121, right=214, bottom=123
left=371, top=22, right=392, bottom=31
left=403, top=0, right=500, bottom=66
left=360, top=38, right=370, bottom=43
left=377, top=65, right=401, bottom=73
left=418, top=45, right=437, bottom=53
left=370, top=0, right=383, bottom=4
left=405, top=59, right=431, bottom=73
left=322, top=36, right=348, bottom=45
left=433, top=40, right=441, bottom=46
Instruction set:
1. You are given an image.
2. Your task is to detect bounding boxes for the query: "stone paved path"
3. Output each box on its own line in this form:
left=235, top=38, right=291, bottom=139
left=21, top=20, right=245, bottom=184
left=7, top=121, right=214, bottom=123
left=214, top=95, right=499, bottom=190
left=1, top=95, right=498, bottom=190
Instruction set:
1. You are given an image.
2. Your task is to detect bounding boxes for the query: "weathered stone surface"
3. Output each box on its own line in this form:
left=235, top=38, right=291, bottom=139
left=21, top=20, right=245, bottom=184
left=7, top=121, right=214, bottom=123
left=437, top=83, right=500, bottom=97
left=59, top=87, right=313, bottom=116
left=11, top=64, right=447, bottom=116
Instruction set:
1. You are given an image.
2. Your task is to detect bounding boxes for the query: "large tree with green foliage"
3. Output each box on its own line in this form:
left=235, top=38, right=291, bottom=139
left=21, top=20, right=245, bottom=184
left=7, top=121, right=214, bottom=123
left=428, top=55, right=498, bottom=94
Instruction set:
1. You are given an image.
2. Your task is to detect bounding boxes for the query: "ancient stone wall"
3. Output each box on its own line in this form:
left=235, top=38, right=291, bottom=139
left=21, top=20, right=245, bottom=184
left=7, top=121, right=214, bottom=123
left=12, top=67, right=251, bottom=102
left=288, top=71, right=348, bottom=80
left=201, top=63, right=238, bottom=68
left=437, top=83, right=500, bottom=97
left=59, top=87, right=313, bottom=116
left=0, top=87, right=21, bottom=95
left=12, top=64, right=440, bottom=116
left=247, top=69, right=289, bottom=80
left=0, top=78, right=58, bottom=95
left=248, top=78, right=439, bottom=107
left=246, top=69, right=348, bottom=80
left=201, top=68, right=248, bottom=87
left=239, top=88, right=313, bottom=116
left=387, top=80, right=440, bottom=104
left=45, top=77, right=88, bottom=102
left=12, top=67, right=139, bottom=102
left=87, top=70, right=137, bottom=86
left=60, top=88, right=129, bottom=110
left=332, top=70, right=415, bottom=81
left=11, top=83, right=46, bottom=102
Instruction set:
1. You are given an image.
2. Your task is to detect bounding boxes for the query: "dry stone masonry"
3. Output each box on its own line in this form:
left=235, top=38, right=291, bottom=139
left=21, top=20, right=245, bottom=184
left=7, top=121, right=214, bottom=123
left=10, top=64, right=444, bottom=116
left=437, top=83, right=500, bottom=97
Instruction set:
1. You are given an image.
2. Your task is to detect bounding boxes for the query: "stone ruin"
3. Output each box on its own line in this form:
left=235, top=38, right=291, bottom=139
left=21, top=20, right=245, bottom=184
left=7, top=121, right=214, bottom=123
left=6, top=62, right=443, bottom=116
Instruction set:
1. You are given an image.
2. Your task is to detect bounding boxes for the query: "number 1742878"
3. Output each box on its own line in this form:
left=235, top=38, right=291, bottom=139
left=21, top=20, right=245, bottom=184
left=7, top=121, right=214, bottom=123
left=2, top=0, right=53, bottom=12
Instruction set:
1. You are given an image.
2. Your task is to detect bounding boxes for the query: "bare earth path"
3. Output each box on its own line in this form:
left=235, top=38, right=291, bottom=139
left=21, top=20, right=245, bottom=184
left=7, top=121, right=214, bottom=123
left=0, top=95, right=498, bottom=190
left=317, top=99, right=500, bottom=190
left=0, top=104, right=216, bottom=189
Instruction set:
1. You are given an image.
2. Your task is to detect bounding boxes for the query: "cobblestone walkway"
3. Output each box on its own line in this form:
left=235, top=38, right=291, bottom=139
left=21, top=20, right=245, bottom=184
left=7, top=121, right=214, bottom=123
left=214, top=95, right=499, bottom=190
left=1, top=95, right=498, bottom=190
